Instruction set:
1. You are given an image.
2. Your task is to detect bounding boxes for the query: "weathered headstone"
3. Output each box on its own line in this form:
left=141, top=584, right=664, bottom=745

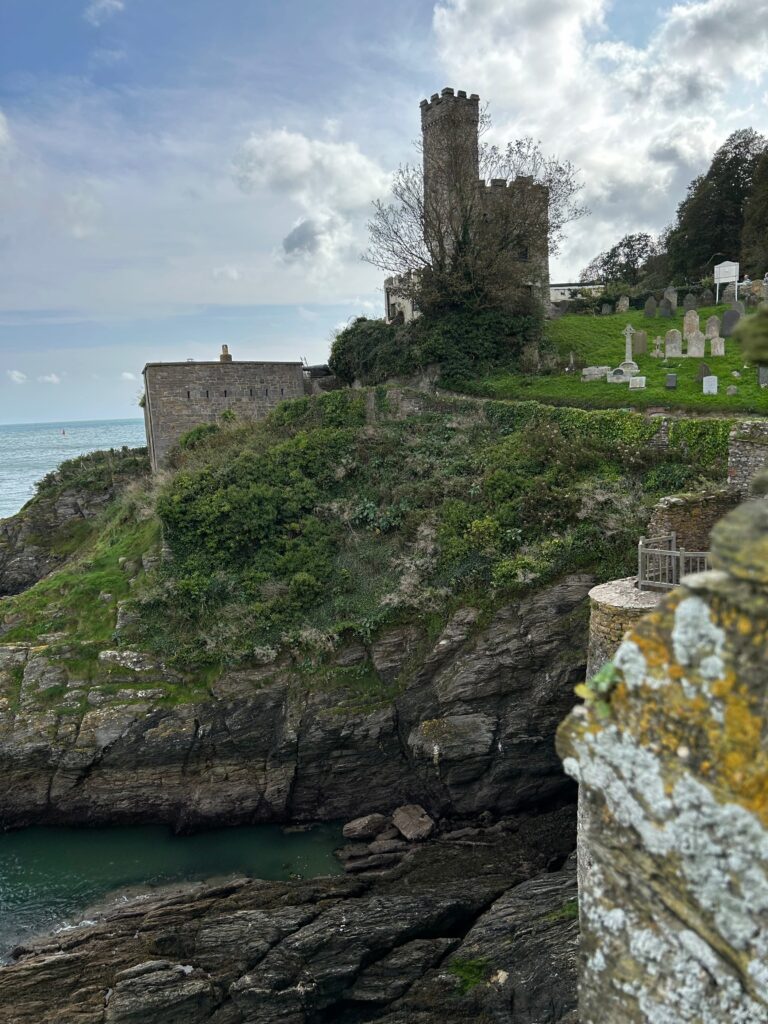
left=686, top=330, right=705, bottom=358
left=722, top=309, right=741, bottom=337
left=759, top=365, right=768, bottom=389
left=710, top=337, right=725, bottom=357
left=663, top=285, right=677, bottom=309
left=643, top=296, right=657, bottom=318
left=581, top=365, right=612, bottom=382
left=683, top=309, right=700, bottom=340
left=632, top=330, right=648, bottom=355
left=700, top=288, right=715, bottom=306
left=665, top=373, right=677, bottom=389
left=621, top=325, right=638, bottom=372
left=664, top=329, right=682, bottom=357
left=617, top=295, right=630, bottom=313
left=683, top=292, right=697, bottom=311
left=629, top=376, right=646, bottom=390
left=723, top=282, right=737, bottom=302
left=732, top=300, right=746, bottom=316
left=696, top=361, right=712, bottom=381
left=705, top=315, right=720, bottom=339
left=601, top=303, right=613, bottom=315
left=607, top=368, right=629, bottom=384
left=726, top=385, right=738, bottom=396
left=702, top=375, right=718, bottom=395
left=658, top=298, right=673, bottom=318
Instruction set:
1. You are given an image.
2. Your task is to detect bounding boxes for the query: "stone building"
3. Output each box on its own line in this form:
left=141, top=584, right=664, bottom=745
left=142, top=346, right=305, bottom=470
left=384, top=88, right=550, bottom=321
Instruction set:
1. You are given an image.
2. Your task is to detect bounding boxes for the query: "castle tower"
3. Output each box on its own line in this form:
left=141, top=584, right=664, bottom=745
left=420, top=88, right=480, bottom=247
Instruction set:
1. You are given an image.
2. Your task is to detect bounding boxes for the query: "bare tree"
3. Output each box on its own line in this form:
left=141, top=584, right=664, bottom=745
left=365, top=105, right=588, bottom=312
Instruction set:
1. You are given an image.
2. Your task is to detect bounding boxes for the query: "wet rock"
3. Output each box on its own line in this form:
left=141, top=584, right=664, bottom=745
left=392, top=804, right=435, bottom=841
left=342, top=813, right=390, bottom=840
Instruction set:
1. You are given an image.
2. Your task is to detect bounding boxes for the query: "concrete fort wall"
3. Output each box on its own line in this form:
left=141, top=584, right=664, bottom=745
left=143, top=360, right=304, bottom=470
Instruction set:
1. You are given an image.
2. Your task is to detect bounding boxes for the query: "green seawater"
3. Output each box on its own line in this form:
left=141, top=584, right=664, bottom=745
left=0, top=823, right=342, bottom=956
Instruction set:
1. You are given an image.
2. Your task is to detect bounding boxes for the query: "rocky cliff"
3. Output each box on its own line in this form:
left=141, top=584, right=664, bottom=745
left=0, top=574, right=591, bottom=829
left=0, top=808, right=579, bottom=1024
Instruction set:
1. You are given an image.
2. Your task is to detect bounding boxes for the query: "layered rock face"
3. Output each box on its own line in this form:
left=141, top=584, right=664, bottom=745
left=0, top=574, right=592, bottom=829
left=0, top=809, right=579, bottom=1024
left=558, top=494, right=768, bottom=1022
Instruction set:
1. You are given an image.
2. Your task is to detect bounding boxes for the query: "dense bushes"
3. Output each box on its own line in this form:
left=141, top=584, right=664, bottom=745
left=329, top=305, right=543, bottom=387
left=36, top=447, right=149, bottom=499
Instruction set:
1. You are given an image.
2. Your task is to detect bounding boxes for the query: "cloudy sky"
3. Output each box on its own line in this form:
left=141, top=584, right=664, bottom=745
left=1, top=0, right=767, bottom=422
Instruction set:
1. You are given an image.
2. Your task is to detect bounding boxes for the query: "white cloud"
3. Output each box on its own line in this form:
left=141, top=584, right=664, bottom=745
left=0, top=111, right=10, bottom=149
left=433, top=0, right=768, bottom=276
left=212, top=265, right=242, bottom=282
left=37, top=373, right=61, bottom=384
left=7, top=370, right=27, bottom=384
left=121, top=371, right=137, bottom=380
left=234, top=129, right=390, bottom=274
left=83, top=0, right=125, bottom=27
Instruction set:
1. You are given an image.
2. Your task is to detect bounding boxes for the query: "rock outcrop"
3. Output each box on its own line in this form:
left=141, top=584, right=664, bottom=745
left=0, top=809, right=579, bottom=1024
left=0, top=574, right=591, bottom=829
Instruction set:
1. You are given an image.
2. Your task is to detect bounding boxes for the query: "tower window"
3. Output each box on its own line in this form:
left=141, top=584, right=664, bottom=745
left=265, top=387, right=269, bottom=397
left=186, top=390, right=190, bottom=400
left=280, top=387, right=284, bottom=396
left=205, top=389, right=209, bottom=398
left=223, top=389, right=228, bottom=397
left=249, top=388, right=253, bottom=397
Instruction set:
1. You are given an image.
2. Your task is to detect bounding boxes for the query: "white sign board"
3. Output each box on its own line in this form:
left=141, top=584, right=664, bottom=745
left=714, top=261, right=739, bottom=302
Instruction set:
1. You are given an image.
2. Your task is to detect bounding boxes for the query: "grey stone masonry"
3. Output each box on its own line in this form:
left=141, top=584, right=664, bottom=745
left=727, top=419, right=768, bottom=495
left=143, top=353, right=305, bottom=470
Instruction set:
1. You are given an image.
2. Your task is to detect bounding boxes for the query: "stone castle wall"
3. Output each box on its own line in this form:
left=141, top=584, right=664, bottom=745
left=558, top=493, right=768, bottom=1023
left=646, top=489, right=740, bottom=552
left=143, top=361, right=304, bottom=469
left=728, top=419, right=768, bottom=496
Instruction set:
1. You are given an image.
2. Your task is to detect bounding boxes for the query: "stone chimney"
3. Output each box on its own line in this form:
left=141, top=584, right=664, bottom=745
left=220, top=344, right=232, bottom=363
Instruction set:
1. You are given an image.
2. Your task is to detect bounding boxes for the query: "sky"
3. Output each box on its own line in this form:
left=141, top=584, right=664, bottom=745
left=1, top=0, right=767, bottom=422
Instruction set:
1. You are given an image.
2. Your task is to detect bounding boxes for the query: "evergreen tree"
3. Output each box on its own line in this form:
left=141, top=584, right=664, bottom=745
left=741, top=149, right=768, bottom=275
left=666, top=128, right=766, bottom=281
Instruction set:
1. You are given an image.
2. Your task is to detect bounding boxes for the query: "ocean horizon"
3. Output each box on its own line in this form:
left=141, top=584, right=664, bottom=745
left=0, top=418, right=146, bottom=521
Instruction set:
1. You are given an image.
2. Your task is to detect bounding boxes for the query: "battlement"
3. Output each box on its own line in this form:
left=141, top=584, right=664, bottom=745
left=474, top=175, right=548, bottom=196
left=420, top=87, right=480, bottom=130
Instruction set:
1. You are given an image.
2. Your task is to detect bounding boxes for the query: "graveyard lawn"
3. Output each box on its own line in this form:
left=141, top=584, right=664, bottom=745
left=467, top=306, right=768, bottom=413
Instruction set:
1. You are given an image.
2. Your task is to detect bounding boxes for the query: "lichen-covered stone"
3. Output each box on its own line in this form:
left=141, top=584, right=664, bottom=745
left=558, top=493, right=768, bottom=1023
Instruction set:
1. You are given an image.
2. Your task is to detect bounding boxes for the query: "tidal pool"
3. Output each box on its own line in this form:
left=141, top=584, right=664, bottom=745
left=0, top=823, right=342, bottom=956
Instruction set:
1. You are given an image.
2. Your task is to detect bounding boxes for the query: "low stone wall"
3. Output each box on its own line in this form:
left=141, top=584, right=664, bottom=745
left=558, top=492, right=768, bottom=1023
left=728, top=419, right=768, bottom=496
left=586, top=577, right=661, bottom=677
left=646, top=489, right=740, bottom=552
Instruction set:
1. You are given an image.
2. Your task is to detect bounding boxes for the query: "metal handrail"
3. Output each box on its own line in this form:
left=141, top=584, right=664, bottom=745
left=638, top=534, right=711, bottom=591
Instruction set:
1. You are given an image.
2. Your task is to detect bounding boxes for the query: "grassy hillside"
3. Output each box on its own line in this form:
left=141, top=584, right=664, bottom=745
left=466, top=306, right=768, bottom=413
left=0, top=391, right=733, bottom=681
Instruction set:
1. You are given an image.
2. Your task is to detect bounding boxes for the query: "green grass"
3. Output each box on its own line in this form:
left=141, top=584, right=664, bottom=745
left=466, top=306, right=768, bottom=413
left=544, top=897, right=579, bottom=922
left=447, top=957, right=492, bottom=994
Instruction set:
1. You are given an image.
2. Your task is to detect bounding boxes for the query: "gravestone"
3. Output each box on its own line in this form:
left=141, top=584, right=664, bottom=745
left=663, top=285, right=677, bottom=309
left=582, top=365, right=612, bottom=382
left=601, top=303, right=613, bottom=315
left=683, top=309, right=700, bottom=340
left=607, top=368, right=630, bottom=384
left=710, top=337, right=725, bottom=357
left=723, top=282, right=736, bottom=302
left=732, top=300, right=746, bottom=316
left=665, top=329, right=682, bottom=357
left=644, top=296, right=657, bottom=318
left=702, top=375, right=718, bottom=395
left=759, top=365, right=768, bottom=389
left=705, top=315, right=721, bottom=339
left=696, top=361, right=712, bottom=381
left=651, top=336, right=664, bottom=358
left=629, top=376, right=646, bottom=390
left=726, top=385, right=738, bottom=397
left=700, top=288, right=715, bottom=306
left=686, top=330, right=705, bottom=358
left=659, top=298, right=673, bottom=318
left=617, top=295, right=630, bottom=313
left=621, top=325, right=638, bottom=373
left=665, top=373, right=677, bottom=389
left=632, top=330, right=648, bottom=355
left=683, top=292, right=697, bottom=312
left=722, top=309, right=741, bottom=337
left=732, top=370, right=742, bottom=379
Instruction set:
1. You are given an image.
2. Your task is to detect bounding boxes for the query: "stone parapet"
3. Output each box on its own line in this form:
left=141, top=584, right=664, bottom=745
left=728, top=419, right=768, bottom=496
left=586, top=577, right=661, bottom=677
left=647, top=489, right=740, bottom=552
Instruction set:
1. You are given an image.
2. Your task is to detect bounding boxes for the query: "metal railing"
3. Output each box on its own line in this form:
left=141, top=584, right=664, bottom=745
left=638, top=533, right=711, bottom=591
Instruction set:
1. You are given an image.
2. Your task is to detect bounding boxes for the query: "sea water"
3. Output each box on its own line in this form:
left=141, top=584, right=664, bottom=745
left=0, top=419, right=146, bottom=521
left=0, top=823, right=342, bottom=956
